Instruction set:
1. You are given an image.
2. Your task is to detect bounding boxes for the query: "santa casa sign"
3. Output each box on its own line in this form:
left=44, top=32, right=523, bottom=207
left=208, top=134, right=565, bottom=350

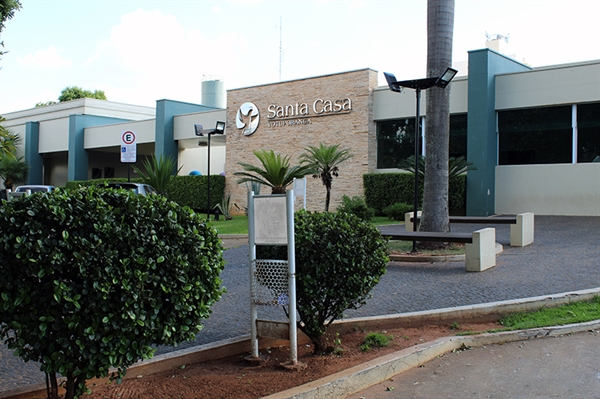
left=267, top=97, right=352, bottom=119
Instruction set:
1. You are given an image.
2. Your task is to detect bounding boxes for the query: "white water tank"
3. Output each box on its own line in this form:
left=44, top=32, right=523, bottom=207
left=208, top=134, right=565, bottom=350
left=201, top=77, right=226, bottom=109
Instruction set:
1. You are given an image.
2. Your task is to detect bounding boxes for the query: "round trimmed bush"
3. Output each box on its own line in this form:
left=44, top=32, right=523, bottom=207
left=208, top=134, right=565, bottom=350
left=259, top=210, right=388, bottom=353
left=0, top=186, right=224, bottom=398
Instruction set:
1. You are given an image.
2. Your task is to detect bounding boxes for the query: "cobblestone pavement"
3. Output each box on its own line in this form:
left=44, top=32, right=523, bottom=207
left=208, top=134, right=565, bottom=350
left=1, top=216, right=598, bottom=392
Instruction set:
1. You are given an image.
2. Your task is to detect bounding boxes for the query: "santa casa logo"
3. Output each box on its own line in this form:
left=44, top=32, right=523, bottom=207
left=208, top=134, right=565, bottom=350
left=236, top=102, right=260, bottom=136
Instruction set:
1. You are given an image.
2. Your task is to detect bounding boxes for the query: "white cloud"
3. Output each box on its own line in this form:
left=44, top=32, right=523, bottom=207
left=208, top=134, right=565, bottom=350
left=80, top=8, right=260, bottom=105
left=16, top=46, right=72, bottom=68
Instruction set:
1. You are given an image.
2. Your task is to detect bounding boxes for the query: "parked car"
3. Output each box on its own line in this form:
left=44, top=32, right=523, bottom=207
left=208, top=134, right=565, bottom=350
left=98, top=182, right=158, bottom=196
left=14, top=185, right=56, bottom=193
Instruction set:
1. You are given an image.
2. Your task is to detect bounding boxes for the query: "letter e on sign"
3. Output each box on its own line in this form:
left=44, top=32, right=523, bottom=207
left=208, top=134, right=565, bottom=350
left=121, top=130, right=137, bottom=163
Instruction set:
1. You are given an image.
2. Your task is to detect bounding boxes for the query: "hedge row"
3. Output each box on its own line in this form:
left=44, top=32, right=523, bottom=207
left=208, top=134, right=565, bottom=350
left=66, top=175, right=226, bottom=212
left=363, top=173, right=466, bottom=215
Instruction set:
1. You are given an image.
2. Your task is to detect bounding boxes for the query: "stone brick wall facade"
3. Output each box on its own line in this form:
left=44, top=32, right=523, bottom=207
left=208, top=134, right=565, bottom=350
left=225, top=69, right=378, bottom=213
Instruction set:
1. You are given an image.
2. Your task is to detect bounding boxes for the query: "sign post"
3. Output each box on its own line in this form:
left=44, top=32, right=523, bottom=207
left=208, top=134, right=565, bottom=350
left=120, top=131, right=137, bottom=181
left=248, top=190, right=297, bottom=366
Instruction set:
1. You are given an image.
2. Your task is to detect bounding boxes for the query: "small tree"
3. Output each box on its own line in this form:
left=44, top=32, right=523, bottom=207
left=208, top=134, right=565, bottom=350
left=235, top=149, right=314, bottom=194
left=133, top=154, right=182, bottom=196
left=260, top=211, right=388, bottom=354
left=0, top=152, right=29, bottom=189
left=0, top=186, right=225, bottom=398
left=299, top=143, right=352, bottom=211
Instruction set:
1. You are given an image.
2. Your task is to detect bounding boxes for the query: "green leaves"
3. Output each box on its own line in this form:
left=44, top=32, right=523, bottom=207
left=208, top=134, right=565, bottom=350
left=258, top=211, right=388, bottom=353
left=0, top=185, right=225, bottom=398
left=235, top=149, right=315, bottom=194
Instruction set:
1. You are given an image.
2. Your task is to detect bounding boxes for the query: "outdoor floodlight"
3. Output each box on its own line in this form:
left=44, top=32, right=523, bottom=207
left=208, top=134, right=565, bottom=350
left=435, top=67, right=458, bottom=88
left=383, top=67, right=457, bottom=252
left=383, top=72, right=403, bottom=93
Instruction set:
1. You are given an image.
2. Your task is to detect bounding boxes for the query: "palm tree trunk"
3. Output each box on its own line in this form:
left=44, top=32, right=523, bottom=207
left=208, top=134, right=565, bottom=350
left=421, top=0, right=455, bottom=238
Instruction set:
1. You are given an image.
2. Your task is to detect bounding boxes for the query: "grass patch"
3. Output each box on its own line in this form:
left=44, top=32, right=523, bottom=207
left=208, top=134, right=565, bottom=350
left=372, top=216, right=403, bottom=226
left=456, top=297, right=600, bottom=335
left=361, top=332, right=393, bottom=351
left=208, top=215, right=402, bottom=235
left=496, top=296, right=600, bottom=331
left=208, top=215, right=248, bottom=235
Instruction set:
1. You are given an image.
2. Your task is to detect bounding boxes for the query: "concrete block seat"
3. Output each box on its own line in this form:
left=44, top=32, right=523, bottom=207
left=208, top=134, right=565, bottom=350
left=382, top=227, right=497, bottom=272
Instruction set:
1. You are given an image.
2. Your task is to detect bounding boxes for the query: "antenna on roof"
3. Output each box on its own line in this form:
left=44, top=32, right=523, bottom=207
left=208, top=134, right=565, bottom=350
left=278, top=16, right=283, bottom=81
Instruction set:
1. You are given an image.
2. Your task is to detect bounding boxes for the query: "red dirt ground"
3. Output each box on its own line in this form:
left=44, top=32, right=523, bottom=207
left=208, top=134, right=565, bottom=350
left=83, top=321, right=501, bottom=399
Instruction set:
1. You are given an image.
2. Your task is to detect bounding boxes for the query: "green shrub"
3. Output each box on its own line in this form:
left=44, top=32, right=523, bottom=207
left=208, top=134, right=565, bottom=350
left=363, top=173, right=466, bottom=215
left=336, top=195, right=375, bottom=221
left=257, top=211, right=388, bottom=354
left=0, top=186, right=225, bottom=399
left=67, top=174, right=226, bottom=213
left=382, top=202, right=413, bottom=221
left=360, top=332, right=393, bottom=351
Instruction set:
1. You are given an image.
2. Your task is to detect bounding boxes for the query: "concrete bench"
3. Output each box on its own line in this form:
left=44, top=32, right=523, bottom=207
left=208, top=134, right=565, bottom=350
left=383, top=228, right=497, bottom=272
left=405, top=212, right=534, bottom=247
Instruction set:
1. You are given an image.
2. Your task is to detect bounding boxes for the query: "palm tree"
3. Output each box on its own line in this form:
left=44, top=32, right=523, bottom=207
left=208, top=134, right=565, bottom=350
left=0, top=153, right=29, bottom=190
left=399, top=155, right=476, bottom=181
left=299, top=143, right=352, bottom=212
left=235, top=149, right=314, bottom=194
left=132, top=154, right=182, bottom=196
left=420, top=0, right=455, bottom=235
left=0, top=118, right=20, bottom=157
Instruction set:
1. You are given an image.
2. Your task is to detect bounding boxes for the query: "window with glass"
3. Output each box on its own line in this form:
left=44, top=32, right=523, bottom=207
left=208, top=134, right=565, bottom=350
left=376, top=117, right=419, bottom=169
left=449, top=114, right=468, bottom=159
left=498, top=106, right=572, bottom=165
left=577, top=103, right=600, bottom=163
left=376, top=114, right=468, bottom=169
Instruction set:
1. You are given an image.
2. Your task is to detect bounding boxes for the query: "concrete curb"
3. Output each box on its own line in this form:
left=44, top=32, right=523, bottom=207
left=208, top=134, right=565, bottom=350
left=2, top=288, right=598, bottom=399
left=263, top=320, right=600, bottom=399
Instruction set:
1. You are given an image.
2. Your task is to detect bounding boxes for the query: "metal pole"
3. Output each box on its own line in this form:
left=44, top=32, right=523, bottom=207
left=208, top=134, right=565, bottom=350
left=286, top=190, right=297, bottom=365
left=207, top=133, right=211, bottom=220
left=412, top=88, right=421, bottom=253
left=248, top=190, right=258, bottom=358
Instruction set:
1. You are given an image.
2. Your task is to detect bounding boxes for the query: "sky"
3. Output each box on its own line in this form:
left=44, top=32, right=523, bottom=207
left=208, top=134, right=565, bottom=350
left=1, top=0, right=599, bottom=114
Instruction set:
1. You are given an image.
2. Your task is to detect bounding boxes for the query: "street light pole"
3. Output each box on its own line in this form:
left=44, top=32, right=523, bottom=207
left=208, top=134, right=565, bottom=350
left=413, top=87, right=422, bottom=252
left=195, top=121, right=226, bottom=220
left=384, top=67, right=458, bottom=252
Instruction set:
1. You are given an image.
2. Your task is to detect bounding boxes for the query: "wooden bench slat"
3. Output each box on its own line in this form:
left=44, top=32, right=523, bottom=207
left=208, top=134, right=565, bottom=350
left=383, top=231, right=473, bottom=244
left=411, top=216, right=517, bottom=224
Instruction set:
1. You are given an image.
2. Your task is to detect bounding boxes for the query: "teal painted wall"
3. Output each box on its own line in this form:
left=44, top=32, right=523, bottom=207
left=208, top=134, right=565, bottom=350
left=154, top=100, right=214, bottom=166
left=68, top=115, right=130, bottom=181
left=24, top=122, right=43, bottom=185
left=466, top=49, right=530, bottom=216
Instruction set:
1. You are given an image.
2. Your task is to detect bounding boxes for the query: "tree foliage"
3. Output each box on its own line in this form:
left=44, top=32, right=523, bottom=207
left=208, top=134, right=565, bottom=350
left=299, top=143, right=352, bottom=212
left=0, top=152, right=28, bottom=189
left=0, top=186, right=225, bottom=398
left=259, top=211, right=388, bottom=353
left=398, top=155, right=476, bottom=180
left=0, top=0, right=22, bottom=58
left=36, top=86, right=107, bottom=107
left=235, top=149, right=314, bottom=194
